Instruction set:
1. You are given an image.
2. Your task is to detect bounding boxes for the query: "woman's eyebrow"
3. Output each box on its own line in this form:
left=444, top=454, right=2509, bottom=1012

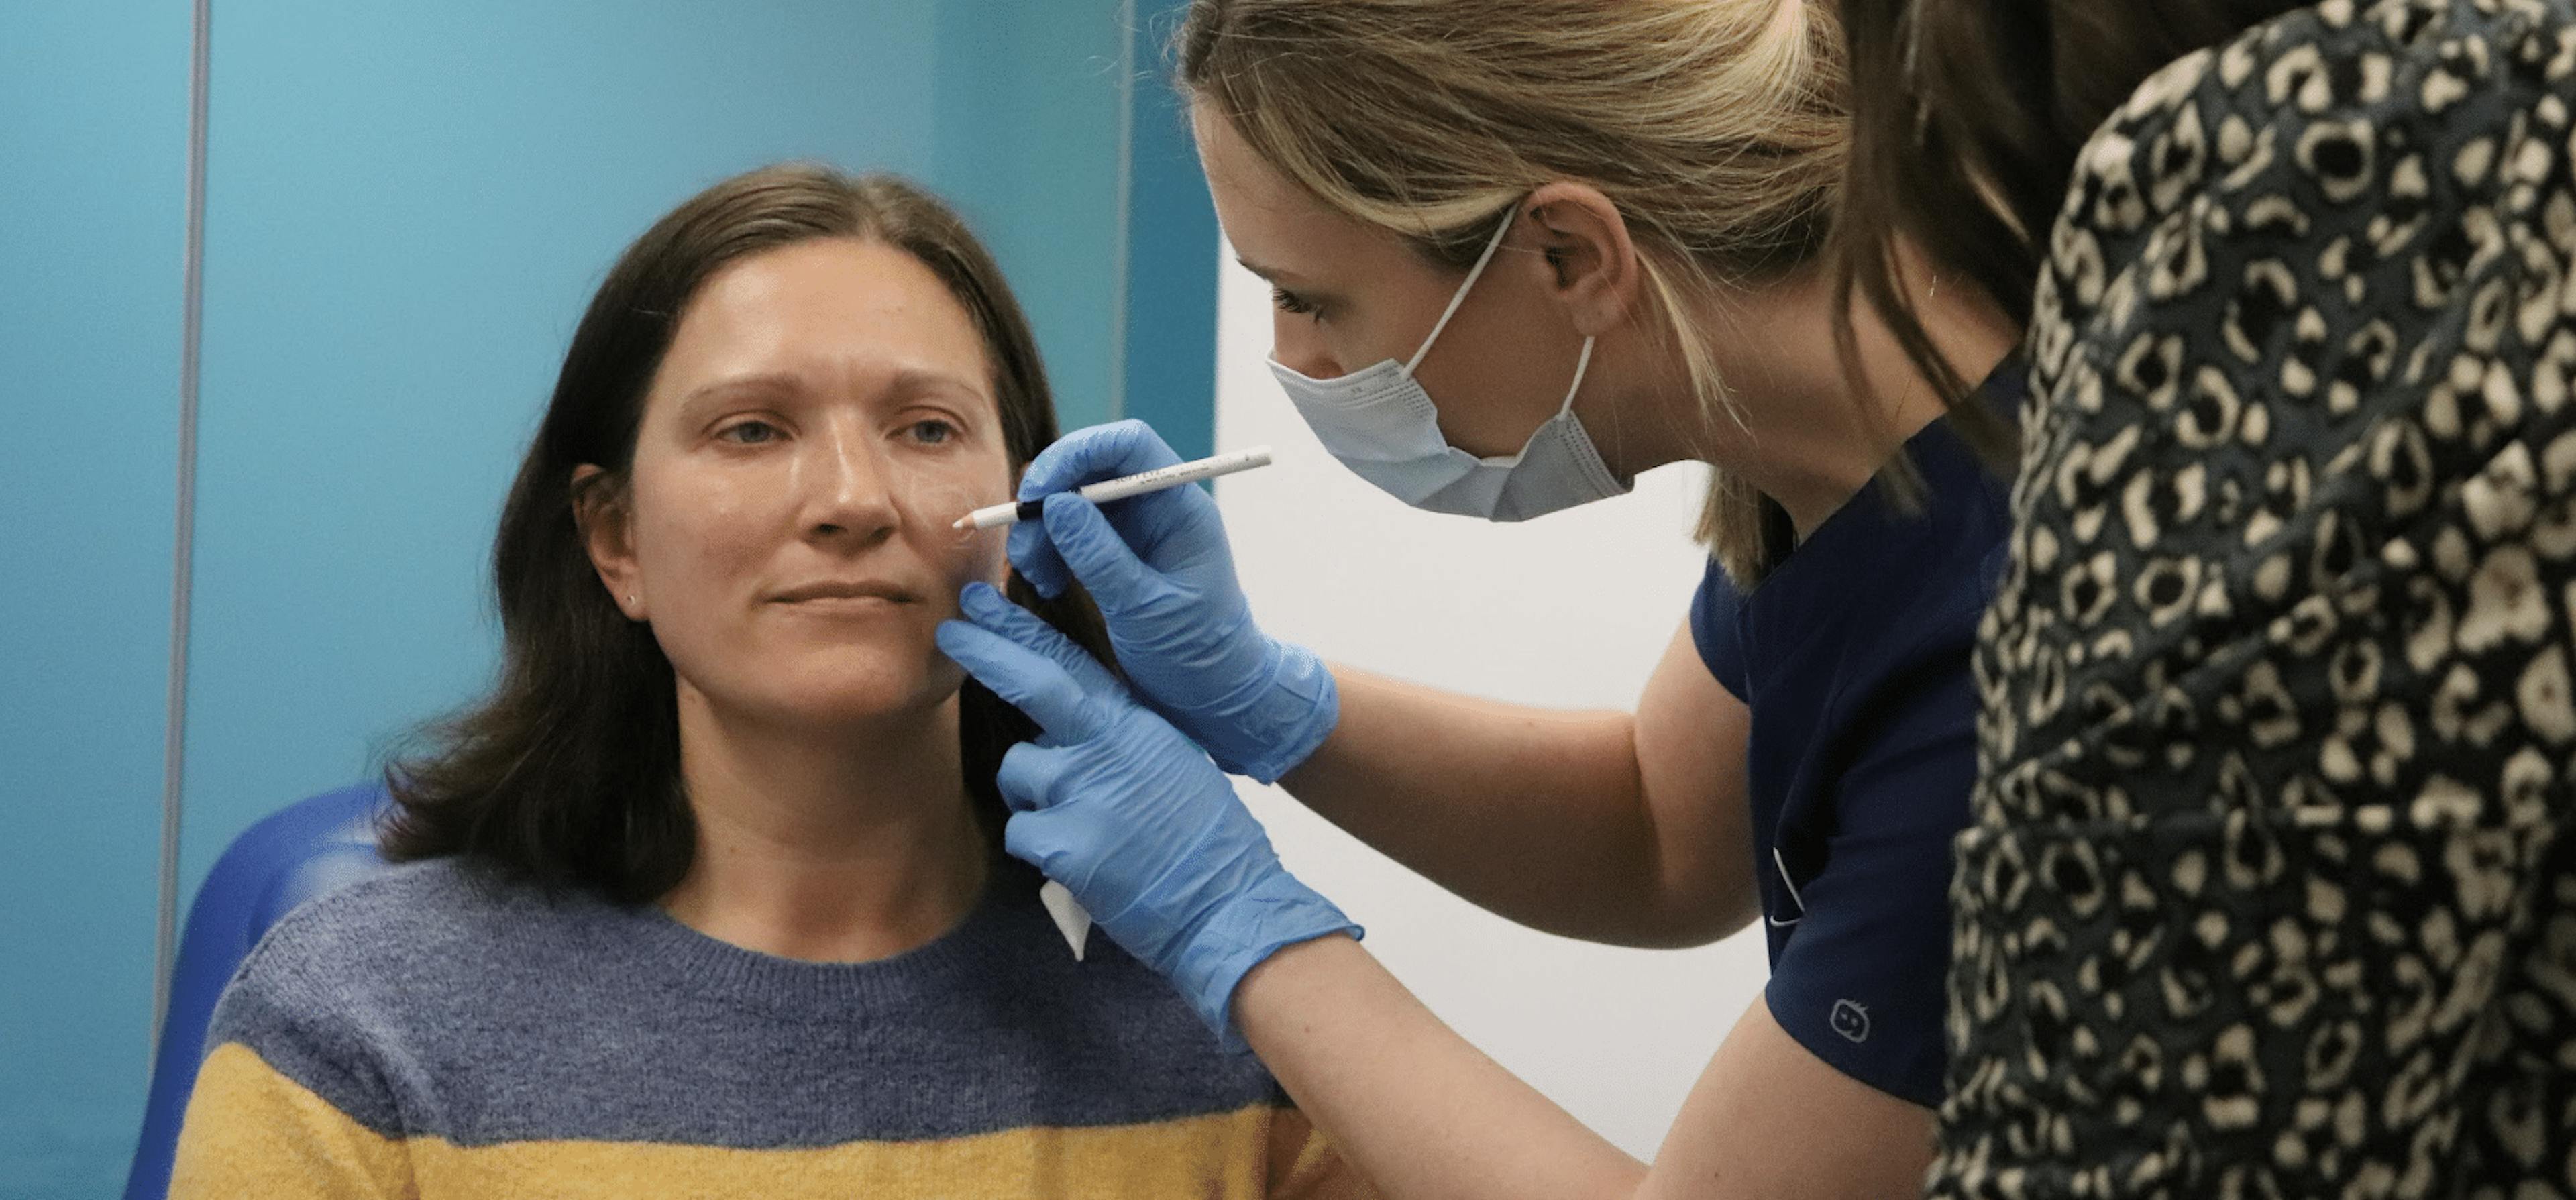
left=885, top=366, right=992, bottom=405
left=680, top=371, right=802, bottom=411
left=674, top=368, right=989, bottom=419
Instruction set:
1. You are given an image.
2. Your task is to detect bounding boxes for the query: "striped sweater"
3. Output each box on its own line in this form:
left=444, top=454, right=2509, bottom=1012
left=170, top=855, right=1368, bottom=1198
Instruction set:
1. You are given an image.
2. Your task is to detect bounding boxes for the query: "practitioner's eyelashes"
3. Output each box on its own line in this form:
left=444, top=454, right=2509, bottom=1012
left=1271, top=286, right=1320, bottom=317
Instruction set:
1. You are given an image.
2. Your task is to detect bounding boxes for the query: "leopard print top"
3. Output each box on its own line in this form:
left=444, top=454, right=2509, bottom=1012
left=1929, top=1, right=2576, bottom=1195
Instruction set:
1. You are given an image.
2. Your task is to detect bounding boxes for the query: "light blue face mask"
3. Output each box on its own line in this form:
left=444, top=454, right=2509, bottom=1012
left=1266, top=205, right=1633, bottom=521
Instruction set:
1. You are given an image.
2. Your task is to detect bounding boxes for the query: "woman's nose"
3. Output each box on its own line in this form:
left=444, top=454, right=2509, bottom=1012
left=804, top=425, right=900, bottom=545
left=1271, top=311, right=1341, bottom=379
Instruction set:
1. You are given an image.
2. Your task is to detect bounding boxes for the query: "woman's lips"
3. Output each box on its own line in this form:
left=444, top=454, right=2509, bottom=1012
left=776, top=593, right=906, bottom=614
left=769, top=580, right=919, bottom=605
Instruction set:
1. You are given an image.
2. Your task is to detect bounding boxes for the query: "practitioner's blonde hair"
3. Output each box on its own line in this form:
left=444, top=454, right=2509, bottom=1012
left=1179, top=0, right=1846, bottom=584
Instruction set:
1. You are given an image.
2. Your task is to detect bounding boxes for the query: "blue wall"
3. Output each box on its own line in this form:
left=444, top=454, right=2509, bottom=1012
left=1, top=2, right=1223, bottom=1195
left=1120, top=1, right=1222, bottom=460
left=932, top=0, right=1127, bottom=431
left=0, top=4, right=193, bottom=1197
left=929, top=0, right=1222, bottom=455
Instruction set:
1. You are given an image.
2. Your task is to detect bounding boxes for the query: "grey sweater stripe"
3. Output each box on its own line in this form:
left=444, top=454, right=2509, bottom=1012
left=209, top=857, right=1287, bottom=1148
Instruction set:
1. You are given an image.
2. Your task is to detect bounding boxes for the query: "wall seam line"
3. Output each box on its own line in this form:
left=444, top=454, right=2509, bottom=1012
left=1108, top=0, right=1136, bottom=421
left=153, top=0, right=212, bottom=1058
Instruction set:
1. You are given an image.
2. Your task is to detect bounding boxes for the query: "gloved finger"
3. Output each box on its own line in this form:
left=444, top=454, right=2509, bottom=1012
left=934, top=620, right=1108, bottom=743
left=1018, top=419, right=1183, bottom=501
left=957, top=581, right=1123, bottom=698
left=1002, top=806, right=1092, bottom=891
left=1095, top=473, right=1222, bottom=563
left=1041, top=493, right=1160, bottom=616
left=1011, top=484, right=1211, bottom=601
left=1008, top=521, right=1072, bottom=600
left=995, top=742, right=1072, bottom=814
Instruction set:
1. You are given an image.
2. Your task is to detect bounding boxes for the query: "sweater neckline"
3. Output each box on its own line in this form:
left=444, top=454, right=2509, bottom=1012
left=610, top=855, right=1044, bottom=1012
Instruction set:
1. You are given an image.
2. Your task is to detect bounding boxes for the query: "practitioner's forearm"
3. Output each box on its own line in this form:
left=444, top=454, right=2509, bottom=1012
left=1234, top=934, right=1648, bottom=1200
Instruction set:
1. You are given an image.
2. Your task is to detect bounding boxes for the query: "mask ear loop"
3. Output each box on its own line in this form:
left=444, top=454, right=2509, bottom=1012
left=1555, top=337, right=1597, bottom=419
left=1403, top=204, right=1523, bottom=376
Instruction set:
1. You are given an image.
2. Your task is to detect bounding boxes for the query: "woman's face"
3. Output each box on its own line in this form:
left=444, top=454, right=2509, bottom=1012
left=584, top=237, right=1015, bottom=730
left=1192, top=100, right=1598, bottom=461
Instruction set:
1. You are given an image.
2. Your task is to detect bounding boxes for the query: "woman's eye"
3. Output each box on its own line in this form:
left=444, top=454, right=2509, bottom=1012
left=717, top=420, right=782, bottom=445
left=1271, top=287, right=1319, bottom=317
left=907, top=419, right=959, bottom=445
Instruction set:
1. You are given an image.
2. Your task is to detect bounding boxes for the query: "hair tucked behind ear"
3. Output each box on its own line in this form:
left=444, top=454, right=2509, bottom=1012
left=380, top=164, right=1109, bottom=904
left=1179, top=0, right=1845, bottom=585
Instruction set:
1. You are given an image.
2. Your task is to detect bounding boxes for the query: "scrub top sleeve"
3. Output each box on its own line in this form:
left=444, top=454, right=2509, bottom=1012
left=1687, top=560, right=1750, bottom=701
left=1760, top=654, right=1976, bottom=1109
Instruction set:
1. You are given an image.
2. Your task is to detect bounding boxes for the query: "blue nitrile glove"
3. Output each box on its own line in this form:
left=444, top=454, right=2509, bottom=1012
left=1010, top=419, right=1336, bottom=784
left=937, top=581, right=1360, bottom=1048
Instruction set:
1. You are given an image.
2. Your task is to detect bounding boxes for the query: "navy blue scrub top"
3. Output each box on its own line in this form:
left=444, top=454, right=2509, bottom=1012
left=1688, top=359, right=2021, bottom=1107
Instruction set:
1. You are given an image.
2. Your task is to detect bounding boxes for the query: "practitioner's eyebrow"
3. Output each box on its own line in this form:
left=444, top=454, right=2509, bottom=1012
left=1236, top=256, right=1303, bottom=284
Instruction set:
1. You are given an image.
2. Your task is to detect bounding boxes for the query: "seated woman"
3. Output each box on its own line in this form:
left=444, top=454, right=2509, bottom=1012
left=168, top=164, right=1367, bottom=1199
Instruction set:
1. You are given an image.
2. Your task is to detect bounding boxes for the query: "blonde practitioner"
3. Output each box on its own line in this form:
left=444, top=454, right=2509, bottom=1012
left=936, top=3, right=2023, bottom=1197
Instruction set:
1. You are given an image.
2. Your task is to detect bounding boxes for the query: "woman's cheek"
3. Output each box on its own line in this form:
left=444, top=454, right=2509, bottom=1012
left=958, top=522, right=1011, bottom=592
left=898, top=468, right=1014, bottom=590
left=667, top=475, right=764, bottom=578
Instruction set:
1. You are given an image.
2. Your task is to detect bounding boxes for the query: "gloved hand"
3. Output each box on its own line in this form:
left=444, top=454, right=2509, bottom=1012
left=937, top=581, right=1360, bottom=1048
left=1010, top=419, right=1336, bottom=783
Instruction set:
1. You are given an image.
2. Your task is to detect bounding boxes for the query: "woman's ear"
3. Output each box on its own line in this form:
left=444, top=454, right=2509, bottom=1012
left=571, top=464, right=645, bottom=622
left=1524, top=181, right=1642, bottom=337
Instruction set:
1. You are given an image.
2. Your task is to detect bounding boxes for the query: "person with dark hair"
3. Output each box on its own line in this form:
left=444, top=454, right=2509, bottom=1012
left=166, top=164, right=1370, bottom=1199
left=1831, top=0, right=2312, bottom=411
left=1900, top=1, right=2576, bottom=1193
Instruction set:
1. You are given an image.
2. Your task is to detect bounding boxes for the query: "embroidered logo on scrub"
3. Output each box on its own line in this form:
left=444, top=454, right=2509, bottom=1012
left=1830, top=999, right=1871, bottom=1044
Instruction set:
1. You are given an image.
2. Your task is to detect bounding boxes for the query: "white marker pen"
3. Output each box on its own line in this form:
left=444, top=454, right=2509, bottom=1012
left=953, top=446, right=1274, bottom=531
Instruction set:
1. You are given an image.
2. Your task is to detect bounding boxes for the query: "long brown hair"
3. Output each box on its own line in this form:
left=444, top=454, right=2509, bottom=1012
left=381, top=164, right=1106, bottom=904
left=1831, top=0, right=2308, bottom=426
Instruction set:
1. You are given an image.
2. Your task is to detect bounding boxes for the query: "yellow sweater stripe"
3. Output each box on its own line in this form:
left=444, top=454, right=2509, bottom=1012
left=175, top=1042, right=1364, bottom=1199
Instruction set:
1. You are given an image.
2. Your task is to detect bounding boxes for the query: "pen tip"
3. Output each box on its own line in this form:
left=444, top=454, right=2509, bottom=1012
left=951, top=516, right=972, bottom=530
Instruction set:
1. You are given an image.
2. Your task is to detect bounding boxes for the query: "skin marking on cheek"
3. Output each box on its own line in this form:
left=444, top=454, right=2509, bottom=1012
left=902, top=473, right=1014, bottom=561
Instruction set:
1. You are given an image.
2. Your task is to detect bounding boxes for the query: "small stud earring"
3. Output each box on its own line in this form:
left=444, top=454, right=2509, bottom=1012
left=627, top=594, right=637, bottom=606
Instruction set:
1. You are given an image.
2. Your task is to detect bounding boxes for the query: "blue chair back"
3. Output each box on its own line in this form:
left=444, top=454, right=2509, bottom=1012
left=122, top=783, right=396, bottom=1200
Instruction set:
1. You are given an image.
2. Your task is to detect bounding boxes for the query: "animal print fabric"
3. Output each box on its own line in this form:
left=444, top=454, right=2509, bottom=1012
left=1929, top=1, right=2576, bottom=1196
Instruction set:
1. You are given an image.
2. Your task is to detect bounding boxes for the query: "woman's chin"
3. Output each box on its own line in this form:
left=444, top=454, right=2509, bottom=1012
left=684, top=658, right=959, bottom=733
left=777, top=675, right=956, bottom=728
